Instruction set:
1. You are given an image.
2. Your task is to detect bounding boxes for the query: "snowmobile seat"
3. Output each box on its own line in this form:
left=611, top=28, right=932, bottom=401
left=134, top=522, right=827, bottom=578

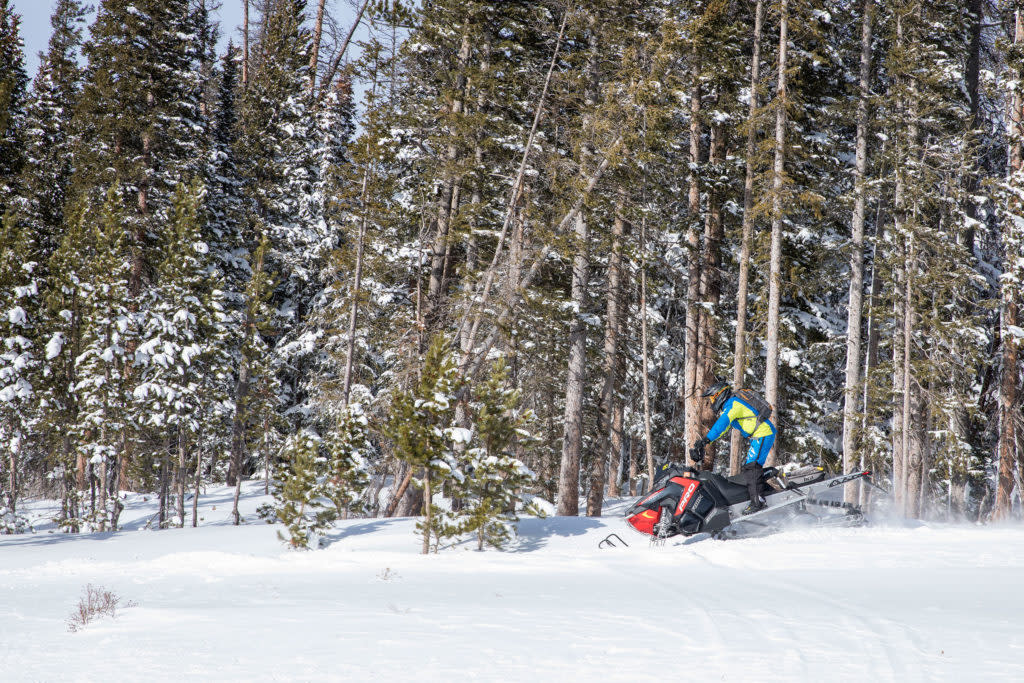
left=698, top=472, right=750, bottom=506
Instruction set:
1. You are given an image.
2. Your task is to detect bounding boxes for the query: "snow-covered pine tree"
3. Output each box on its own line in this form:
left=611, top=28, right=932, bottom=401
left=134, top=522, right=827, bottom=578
left=63, top=0, right=211, bottom=512
left=236, top=0, right=327, bottom=438
left=0, top=211, right=39, bottom=533
left=66, top=186, right=134, bottom=531
left=271, top=401, right=373, bottom=548
left=135, top=179, right=230, bottom=527
left=0, top=0, right=26, bottom=217
left=457, top=358, right=535, bottom=551
left=15, top=0, right=87, bottom=272
left=11, top=0, right=90, bottom=531
left=385, top=335, right=463, bottom=553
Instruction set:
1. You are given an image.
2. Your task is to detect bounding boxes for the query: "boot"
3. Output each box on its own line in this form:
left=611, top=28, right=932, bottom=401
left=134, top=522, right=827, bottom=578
left=741, top=463, right=765, bottom=514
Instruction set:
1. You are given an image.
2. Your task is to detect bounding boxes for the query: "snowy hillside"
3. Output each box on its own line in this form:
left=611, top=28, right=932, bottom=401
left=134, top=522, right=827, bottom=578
left=1, top=483, right=1022, bottom=682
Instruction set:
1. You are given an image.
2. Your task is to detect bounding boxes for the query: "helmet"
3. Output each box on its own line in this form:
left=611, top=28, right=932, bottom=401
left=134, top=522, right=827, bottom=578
left=702, top=381, right=732, bottom=413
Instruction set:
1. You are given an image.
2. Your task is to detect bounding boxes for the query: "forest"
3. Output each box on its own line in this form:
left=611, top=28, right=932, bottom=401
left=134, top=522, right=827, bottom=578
left=0, top=0, right=1022, bottom=550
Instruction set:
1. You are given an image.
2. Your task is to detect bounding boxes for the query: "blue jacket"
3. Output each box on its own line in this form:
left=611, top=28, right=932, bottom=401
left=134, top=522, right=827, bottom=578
left=705, top=396, right=776, bottom=442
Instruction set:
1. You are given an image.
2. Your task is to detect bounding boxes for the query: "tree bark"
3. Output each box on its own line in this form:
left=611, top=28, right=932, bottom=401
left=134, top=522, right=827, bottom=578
left=764, top=0, right=789, bottom=467
left=318, top=0, right=374, bottom=100
left=590, top=194, right=627, bottom=512
left=843, top=0, right=873, bottom=502
left=995, top=9, right=1024, bottom=520
left=732, top=0, right=764, bottom=475
left=556, top=11, right=600, bottom=517
left=309, top=0, right=327, bottom=95
left=192, top=436, right=202, bottom=528
left=421, top=469, right=432, bottom=554
left=556, top=212, right=590, bottom=517
left=242, top=0, right=249, bottom=88
left=696, top=114, right=725, bottom=470
left=900, top=231, right=916, bottom=516
left=684, top=53, right=703, bottom=466
left=177, top=429, right=186, bottom=527
left=426, top=32, right=471, bottom=324
left=640, top=214, right=656, bottom=489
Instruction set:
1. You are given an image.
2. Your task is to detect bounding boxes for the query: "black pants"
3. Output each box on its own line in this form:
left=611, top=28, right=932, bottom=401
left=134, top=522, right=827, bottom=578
left=741, top=462, right=764, bottom=505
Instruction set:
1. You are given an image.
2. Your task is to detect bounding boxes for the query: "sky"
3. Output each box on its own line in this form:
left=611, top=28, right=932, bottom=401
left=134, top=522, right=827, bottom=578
left=12, top=0, right=246, bottom=78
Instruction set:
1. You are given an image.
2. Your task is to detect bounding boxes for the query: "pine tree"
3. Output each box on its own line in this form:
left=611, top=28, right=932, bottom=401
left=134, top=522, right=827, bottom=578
left=385, top=335, right=463, bottom=553
left=65, top=186, right=134, bottom=530
left=0, top=211, right=39, bottom=532
left=457, top=358, right=535, bottom=551
left=0, top=0, right=26, bottom=217
left=15, top=0, right=87, bottom=269
left=135, top=179, right=229, bottom=526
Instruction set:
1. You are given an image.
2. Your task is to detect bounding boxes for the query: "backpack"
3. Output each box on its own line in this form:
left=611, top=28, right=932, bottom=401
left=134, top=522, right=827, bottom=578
left=734, top=388, right=773, bottom=429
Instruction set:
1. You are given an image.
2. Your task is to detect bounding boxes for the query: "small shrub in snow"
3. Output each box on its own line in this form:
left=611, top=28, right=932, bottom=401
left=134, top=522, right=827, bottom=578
left=0, top=507, right=30, bottom=535
left=67, top=585, right=134, bottom=632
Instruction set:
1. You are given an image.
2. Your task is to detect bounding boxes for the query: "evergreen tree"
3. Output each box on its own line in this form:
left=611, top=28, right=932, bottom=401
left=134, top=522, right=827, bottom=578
left=0, top=211, right=39, bottom=532
left=457, top=358, right=535, bottom=551
left=0, top=0, right=26, bottom=217
left=134, top=179, right=229, bottom=526
left=271, top=403, right=372, bottom=548
left=386, top=336, right=463, bottom=553
left=66, top=186, right=134, bottom=530
left=15, top=0, right=87, bottom=269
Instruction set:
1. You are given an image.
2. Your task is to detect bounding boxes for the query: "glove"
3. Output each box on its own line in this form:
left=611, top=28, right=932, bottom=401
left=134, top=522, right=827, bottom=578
left=689, top=437, right=709, bottom=463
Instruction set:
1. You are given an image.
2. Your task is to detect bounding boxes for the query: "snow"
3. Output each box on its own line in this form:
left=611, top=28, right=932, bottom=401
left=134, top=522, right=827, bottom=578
left=7, top=305, right=27, bottom=325
left=44, top=333, right=63, bottom=360
left=2, top=483, right=1023, bottom=681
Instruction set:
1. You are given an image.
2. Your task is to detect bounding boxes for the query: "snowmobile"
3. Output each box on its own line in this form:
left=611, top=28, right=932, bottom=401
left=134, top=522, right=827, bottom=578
left=623, top=463, right=871, bottom=541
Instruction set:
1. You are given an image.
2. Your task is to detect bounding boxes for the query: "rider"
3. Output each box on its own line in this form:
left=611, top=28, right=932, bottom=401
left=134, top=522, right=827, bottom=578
left=689, top=382, right=776, bottom=514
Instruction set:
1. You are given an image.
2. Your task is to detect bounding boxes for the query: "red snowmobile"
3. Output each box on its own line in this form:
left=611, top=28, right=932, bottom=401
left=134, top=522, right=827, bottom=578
left=624, top=463, right=871, bottom=540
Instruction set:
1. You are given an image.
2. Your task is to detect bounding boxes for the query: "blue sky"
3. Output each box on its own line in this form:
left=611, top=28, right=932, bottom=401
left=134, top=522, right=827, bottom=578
left=13, top=0, right=245, bottom=78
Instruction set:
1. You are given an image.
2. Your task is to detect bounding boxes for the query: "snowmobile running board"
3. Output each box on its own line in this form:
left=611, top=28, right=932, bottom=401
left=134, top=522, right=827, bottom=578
left=714, top=469, right=872, bottom=539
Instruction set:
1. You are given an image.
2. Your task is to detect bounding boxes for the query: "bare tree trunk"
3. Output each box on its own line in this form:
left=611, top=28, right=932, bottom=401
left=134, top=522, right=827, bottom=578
left=900, top=232, right=916, bottom=516
left=558, top=12, right=602, bottom=517
left=192, top=435, right=202, bottom=528
left=764, top=0, right=789, bottom=467
left=590, top=195, right=627, bottom=512
left=232, top=470, right=242, bottom=526
left=421, top=469, right=432, bottom=554
left=343, top=151, right=372, bottom=406
left=696, top=115, right=724, bottom=470
left=308, top=0, right=327, bottom=95
left=860, top=197, right=885, bottom=505
left=843, top=0, right=873, bottom=502
left=318, top=0, right=374, bottom=100
left=177, top=429, right=186, bottom=527
left=242, top=0, right=249, bottom=89
left=609, top=393, right=624, bottom=497
left=732, top=0, right=764, bottom=476
left=158, top=447, right=167, bottom=529
left=684, top=52, right=704, bottom=465
left=995, top=9, right=1024, bottom=519
left=556, top=212, right=590, bottom=517
left=640, top=214, right=656, bottom=488
left=426, top=33, right=471, bottom=324
left=384, top=464, right=412, bottom=517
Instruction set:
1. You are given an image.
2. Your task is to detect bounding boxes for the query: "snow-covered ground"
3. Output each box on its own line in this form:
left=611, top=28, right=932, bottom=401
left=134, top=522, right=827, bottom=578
left=2, top=483, right=1022, bottom=682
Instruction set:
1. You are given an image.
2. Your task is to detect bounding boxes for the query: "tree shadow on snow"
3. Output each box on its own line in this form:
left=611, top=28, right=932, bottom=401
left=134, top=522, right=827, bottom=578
left=509, top=516, right=607, bottom=553
left=318, top=518, right=406, bottom=548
